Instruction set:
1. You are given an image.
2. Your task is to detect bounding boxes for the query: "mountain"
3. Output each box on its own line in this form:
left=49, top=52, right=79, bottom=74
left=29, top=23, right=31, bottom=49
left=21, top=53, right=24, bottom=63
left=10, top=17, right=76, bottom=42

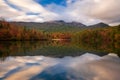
left=88, top=22, right=109, bottom=28
left=11, top=21, right=109, bottom=32
left=11, top=20, right=87, bottom=28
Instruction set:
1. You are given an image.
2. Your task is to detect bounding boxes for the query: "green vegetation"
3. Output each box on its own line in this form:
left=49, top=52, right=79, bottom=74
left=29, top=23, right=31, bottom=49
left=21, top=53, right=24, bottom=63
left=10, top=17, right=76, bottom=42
left=1, top=20, right=119, bottom=41
left=0, top=20, right=120, bottom=59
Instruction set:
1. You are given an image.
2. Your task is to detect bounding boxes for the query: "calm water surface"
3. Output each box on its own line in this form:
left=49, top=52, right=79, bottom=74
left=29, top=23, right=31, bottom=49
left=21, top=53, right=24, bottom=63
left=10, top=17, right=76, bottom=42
left=0, top=41, right=120, bottom=80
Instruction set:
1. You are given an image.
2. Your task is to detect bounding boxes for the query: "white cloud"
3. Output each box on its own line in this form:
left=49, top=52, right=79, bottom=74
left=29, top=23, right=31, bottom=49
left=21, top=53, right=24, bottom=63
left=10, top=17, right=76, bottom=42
left=0, top=0, right=59, bottom=22
left=66, top=0, right=74, bottom=4
left=64, top=0, right=120, bottom=25
left=88, top=0, right=120, bottom=25
left=0, top=0, right=24, bottom=19
left=8, top=0, right=48, bottom=13
left=0, top=0, right=120, bottom=25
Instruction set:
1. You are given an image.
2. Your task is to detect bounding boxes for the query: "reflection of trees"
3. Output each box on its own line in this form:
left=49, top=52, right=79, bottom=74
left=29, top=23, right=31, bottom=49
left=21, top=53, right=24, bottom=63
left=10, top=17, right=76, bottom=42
left=0, top=26, right=120, bottom=61
left=0, top=41, right=72, bottom=60
left=0, top=39, right=119, bottom=61
left=72, top=26, right=120, bottom=56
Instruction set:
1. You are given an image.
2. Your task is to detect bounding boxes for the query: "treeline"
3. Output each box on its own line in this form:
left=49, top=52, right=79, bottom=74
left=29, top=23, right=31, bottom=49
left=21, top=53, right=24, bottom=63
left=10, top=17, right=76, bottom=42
left=0, top=20, right=47, bottom=40
left=0, top=20, right=120, bottom=43
left=0, top=20, right=72, bottom=40
left=74, top=26, right=120, bottom=45
left=73, top=26, right=120, bottom=53
left=0, top=20, right=120, bottom=58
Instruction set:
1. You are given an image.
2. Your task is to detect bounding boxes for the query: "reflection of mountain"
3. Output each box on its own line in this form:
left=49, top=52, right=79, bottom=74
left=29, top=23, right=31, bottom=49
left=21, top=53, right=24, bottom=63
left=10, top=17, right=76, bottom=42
left=1, top=40, right=119, bottom=61
left=0, top=53, right=120, bottom=80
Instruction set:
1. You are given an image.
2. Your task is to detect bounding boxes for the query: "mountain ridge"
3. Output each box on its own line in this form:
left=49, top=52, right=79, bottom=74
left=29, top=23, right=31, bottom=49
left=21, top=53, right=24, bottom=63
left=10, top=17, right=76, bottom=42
left=10, top=20, right=110, bottom=32
left=11, top=20, right=109, bottom=27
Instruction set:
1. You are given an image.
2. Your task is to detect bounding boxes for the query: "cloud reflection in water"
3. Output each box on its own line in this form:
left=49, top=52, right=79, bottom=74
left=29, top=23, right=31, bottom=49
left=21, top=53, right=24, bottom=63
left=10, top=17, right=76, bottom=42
left=0, top=53, right=120, bottom=80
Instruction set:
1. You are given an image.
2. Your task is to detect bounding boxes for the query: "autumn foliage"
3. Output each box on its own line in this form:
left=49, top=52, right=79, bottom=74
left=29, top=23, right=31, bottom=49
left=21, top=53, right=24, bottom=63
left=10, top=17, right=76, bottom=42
left=0, top=20, right=120, bottom=59
left=0, top=20, right=120, bottom=46
left=0, top=20, right=46, bottom=40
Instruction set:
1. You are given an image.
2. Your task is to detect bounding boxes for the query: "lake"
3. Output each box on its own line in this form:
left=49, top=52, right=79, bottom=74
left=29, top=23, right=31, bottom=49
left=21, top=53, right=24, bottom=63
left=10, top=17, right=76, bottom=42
left=0, top=41, right=120, bottom=80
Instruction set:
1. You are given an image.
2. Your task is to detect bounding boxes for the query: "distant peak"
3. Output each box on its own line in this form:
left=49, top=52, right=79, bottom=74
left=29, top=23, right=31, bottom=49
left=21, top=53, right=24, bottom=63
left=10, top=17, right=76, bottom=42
left=47, top=20, right=65, bottom=23
left=97, top=22, right=109, bottom=25
left=55, top=20, right=65, bottom=23
left=89, top=22, right=109, bottom=27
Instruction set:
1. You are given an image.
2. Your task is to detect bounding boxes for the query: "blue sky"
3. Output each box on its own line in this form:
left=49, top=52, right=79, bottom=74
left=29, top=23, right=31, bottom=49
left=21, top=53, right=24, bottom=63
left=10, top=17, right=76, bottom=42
left=35, top=0, right=67, bottom=7
left=0, top=0, right=120, bottom=25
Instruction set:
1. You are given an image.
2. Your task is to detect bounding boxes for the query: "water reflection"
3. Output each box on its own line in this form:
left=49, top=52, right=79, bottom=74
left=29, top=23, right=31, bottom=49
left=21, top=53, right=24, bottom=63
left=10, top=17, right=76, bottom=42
left=0, top=53, right=120, bottom=80
left=0, top=41, right=113, bottom=61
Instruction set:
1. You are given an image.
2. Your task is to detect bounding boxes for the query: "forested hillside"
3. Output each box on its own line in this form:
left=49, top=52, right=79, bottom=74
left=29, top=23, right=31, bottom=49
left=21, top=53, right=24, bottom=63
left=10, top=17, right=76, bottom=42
left=0, top=20, right=120, bottom=56
left=0, top=20, right=120, bottom=43
left=11, top=21, right=109, bottom=32
left=0, top=20, right=46, bottom=40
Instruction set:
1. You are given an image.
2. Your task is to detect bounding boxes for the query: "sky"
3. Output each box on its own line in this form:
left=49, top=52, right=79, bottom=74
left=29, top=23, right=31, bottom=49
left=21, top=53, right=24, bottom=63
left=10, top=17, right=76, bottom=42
left=0, top=0, right=120, bottom=25
left=0, top=53, right=120, bottom=80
